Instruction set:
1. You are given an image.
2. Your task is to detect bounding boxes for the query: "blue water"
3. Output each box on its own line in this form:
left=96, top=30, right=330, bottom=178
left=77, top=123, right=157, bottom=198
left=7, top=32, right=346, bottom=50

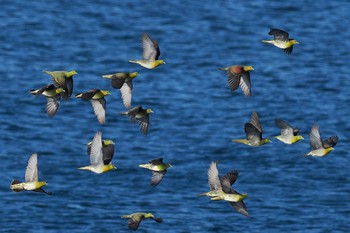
left=1, top=1, right=350, bottom=232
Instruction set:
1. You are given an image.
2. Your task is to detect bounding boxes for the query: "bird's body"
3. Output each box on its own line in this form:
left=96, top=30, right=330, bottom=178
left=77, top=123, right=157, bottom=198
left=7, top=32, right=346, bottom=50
left=305, top=125, right=338, bottom=156
left=274, top=119, right=303, bottom=144
left=75, top=89, right=110, bottom=124
left=29, top=84, right=64, bottom=117
left=79, top=131, right=116, bottom=174
left=232, top=112, right=271, bottom=147
left=102, top=72, right=139, bottom=109
left=43, top=70, right=77, bottom=100
left=139, top=158, right=171, bottom=186
left=129, top=33, right=165, bottom=69
left=121, top=212, right=162, bottom=231
left=262, top=28, right=299, bottom=54
left=218, top=65, right=254, bottom=96
left=121, top=106, right=153, bottom=135
left=10, top=153, right=52, bottom=195
left=199, top=161, right=250, bottom=217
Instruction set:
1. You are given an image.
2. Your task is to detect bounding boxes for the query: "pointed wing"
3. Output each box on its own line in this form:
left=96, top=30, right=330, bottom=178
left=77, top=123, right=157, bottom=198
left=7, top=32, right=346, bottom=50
left=208, top=161, right=222, bottom=191
left=322, top=136, right=338, bottom=149
left=142, top=33, right=158, bottom=61
left=229, top=200, right=251, bottom=218
left=90, top=98, right=106, bottom=124
left=151, top=170, right=167, bottom=186
left=89, top=132, right=104, bottom=166
left=128, top=216, right=143, bottom=230
left=249, top=112, right=262, bottom=133
left=239, top=71, right=251, bottom=96
left=46, top=96, right=60, bottom=117
left=309, top=125, right=323, bottom=149
left=62, top=77, right=73, bottom=100
left=25, top=153, right=38, bottom=182
left=120, top=82, right=133, bottom=109
left=138, top=115, right=150, bottom=135
left=127, top=106, right=142, bottom=121
left=149, top=158, right=164, bottom=165
left=269, top=28, right=289, bottom=41
left=151, top=217, right=163, bottom=223
left=227, top=72, right=240, bottom=91
left=244, top=123, right=262, bottom=141
left=102, top=143, right=114, bottom=165
left=283, top=46, right=293, bottom=55
left=221, top=170, right=239, bottom=193
left=275, top=119, right=294, bottom=137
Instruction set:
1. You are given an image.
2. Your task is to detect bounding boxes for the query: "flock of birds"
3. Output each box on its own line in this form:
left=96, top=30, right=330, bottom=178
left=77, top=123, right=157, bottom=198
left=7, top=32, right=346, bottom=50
left=9, top=29, right=339, bottom=230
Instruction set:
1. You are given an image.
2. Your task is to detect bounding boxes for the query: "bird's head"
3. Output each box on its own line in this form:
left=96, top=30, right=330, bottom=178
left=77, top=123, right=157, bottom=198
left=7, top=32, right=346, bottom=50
left=103, top=140, right=115, bottom=146
left=157, top=60, right=166, bottom=65
left=290, top=39, right=299, bottom=45
left=56, top=88, right=65, bottom=94
left=146, top=109, right=154, bottom=114
left=37, top=181, right=47, bottom=188
left=67, top=70, right=78, bottom=77
left=144, top=213, right=154, bottom=219
left=244, top=66, right=254, bottom=71
left=130, top=72, right=139, bottom=78
left=295, top=135, right=304, bottom=142
left=101, top=90, right=111, bottom=96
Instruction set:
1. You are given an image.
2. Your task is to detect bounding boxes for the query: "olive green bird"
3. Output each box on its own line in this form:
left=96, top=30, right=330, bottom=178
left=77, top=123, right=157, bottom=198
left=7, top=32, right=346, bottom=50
left=102, top=72, right=139, bottom=109
left=232, top=111, right=271, bottom=147
left=274, top=119, right=304, bottom=144
left=43, top=70, right=77, bottom=100
left=129, top=32, right=165, bottom=69
left=10, top=153, right=52, bottom=195
left=78, top=131, right=116, bottom=173
left=120, top=106, right=153, bottom=135
left=198, top=161, right=248, bottom=203
left=305, top=124, right=338, bottom=156
left=75, top=89, right=110, bottom=124
left=30, top=84, right=65, bottom=117
left=262, top=28, right=299, bottom=54
left=121, top=212, right=162, bottom=231
left=218, top=65, right=254, bottom=96
left=139, top=158, right=171, bottom=187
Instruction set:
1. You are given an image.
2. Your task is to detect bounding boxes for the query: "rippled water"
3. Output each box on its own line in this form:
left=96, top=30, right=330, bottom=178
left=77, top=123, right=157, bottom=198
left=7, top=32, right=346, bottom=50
left=1, top=1, right=350, bottom=232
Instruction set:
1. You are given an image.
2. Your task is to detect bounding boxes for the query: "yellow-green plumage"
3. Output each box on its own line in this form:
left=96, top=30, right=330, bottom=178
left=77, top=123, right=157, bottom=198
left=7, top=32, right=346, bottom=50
left=102, top=72, right=139, bottom=109
left=129, top=32, right=165, bottom=69
left=43, top=70, right=77, bottom=100
left=75, top=89, right=110, bottom=124
left=121, top=106, right=153, bottom=135
left=305, top=124, right=338, bottom=156
left=29, top=84, right=64, bottom=117
left=139, top=158, right=171, bottom=186
left=262, top=28, right=299, bottom=54
left=274, top=119, right=304, bottom=144
left=121, top=212, right=162, bottom=231
left=10, top=153, right=52, bottom=195
left=78, top=131, right=116, bottom=174
left=232, top=112, right=271, bottom=147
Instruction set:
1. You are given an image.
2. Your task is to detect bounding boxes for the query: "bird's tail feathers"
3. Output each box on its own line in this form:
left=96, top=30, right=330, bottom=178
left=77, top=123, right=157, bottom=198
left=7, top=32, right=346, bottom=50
left=10, top=180, right=23, bottom=192
left=262, top=40, right=274, bottom=44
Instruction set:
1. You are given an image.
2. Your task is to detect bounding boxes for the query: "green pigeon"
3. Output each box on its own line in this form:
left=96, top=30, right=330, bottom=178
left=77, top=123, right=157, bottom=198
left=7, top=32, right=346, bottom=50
left=43, top=70, right=77, bottom=100
left=78, top=131, right=116, bottom=173
left=274, top=119, right=304, bottom=144
left=75, top=89, right=110, bottom=124
left=218, top=65, right=254, bottom=96
left=30, top=84, right=64, bottom=117
left=305, top=124, right=338, bottom=156
left=10, top=153, right=52, bottom=195
left=129, top=33, right=165, bottom=69
left=262, top=28, right=299, bottom=54
left=139, top=158, right=171, bottom=186
left=120, top=106, right=153, bottom=135
left=121, top=212, right=162, bottom=231
left=232, top=112, right=271, bottom=147
left=102, top=72, right=139, bottom=109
